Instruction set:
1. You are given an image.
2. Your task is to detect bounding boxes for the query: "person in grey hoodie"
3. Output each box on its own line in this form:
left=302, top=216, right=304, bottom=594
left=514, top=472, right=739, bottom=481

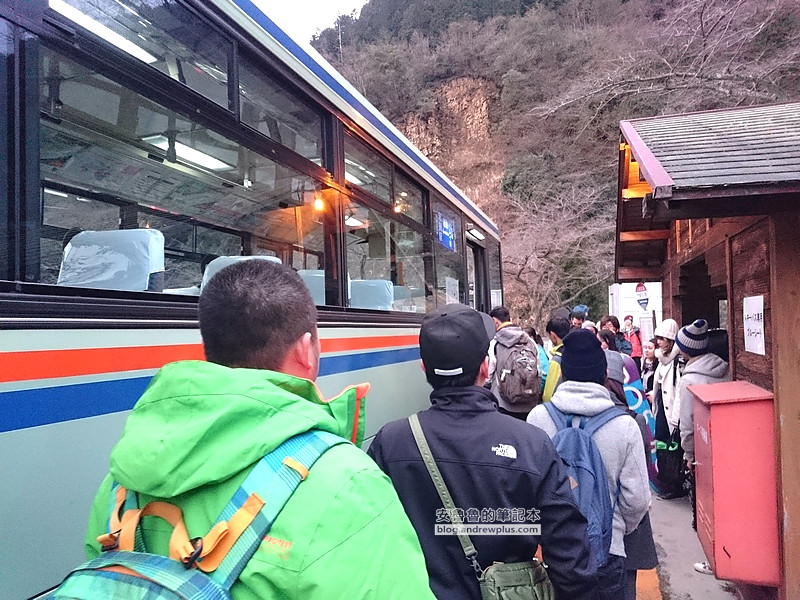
left=676, top=319, right=731, bottom=464
left=528, top=329, right=650, bottom=600
left=676, top=318, right=731, bottom=577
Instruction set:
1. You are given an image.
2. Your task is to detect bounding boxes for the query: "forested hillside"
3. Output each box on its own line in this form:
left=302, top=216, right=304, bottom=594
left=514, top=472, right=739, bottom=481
left=313, top=0, right=800, bottom=326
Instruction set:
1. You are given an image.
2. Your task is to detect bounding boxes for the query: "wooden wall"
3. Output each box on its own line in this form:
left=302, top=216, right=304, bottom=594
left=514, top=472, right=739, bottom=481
left=770, top=213, right=800, bottom=600
left=730, top=219, right=773, bottom=391
left=660, top=212, right=800, bottom=599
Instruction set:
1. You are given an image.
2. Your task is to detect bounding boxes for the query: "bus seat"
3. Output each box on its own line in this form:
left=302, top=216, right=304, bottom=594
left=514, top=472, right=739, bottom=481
left=350, top=279, right=393, bottom=310
left=57, top=229, right=165, bottom=292
left=200, top=255, right=281, bottom=290
left=298, top=269, right=325, bottom=306
left=163, top=285, right=201, bottom=296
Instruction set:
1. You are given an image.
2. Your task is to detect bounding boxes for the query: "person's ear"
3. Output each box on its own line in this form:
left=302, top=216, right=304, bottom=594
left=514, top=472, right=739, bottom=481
left=479, top=356, right=490, bottom=379
left=286, top=331, right=316, bottom=378
left=419, top=358, right=426, bottom=373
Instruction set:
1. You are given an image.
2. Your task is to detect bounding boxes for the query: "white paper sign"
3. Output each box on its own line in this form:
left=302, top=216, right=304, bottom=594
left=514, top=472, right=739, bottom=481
left=743, top=295, right=765, bottom=355
left=445, top=276, right=460, bottom=305
left=491, top=289, right=503, bottom=309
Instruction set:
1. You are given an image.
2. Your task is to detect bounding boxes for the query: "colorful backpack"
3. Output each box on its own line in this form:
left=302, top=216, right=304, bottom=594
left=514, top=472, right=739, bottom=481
left=544, top=403, right=624, bottom=567
left=47, top=430, right=346, bottom=599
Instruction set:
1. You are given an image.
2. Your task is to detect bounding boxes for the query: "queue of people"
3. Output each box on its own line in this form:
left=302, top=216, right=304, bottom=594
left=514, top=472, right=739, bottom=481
left=52, top=263, right=729, bottom=599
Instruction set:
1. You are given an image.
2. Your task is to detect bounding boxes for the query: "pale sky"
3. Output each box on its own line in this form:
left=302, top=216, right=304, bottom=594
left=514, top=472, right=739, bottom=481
left=255, top=0, right=369, bottom=44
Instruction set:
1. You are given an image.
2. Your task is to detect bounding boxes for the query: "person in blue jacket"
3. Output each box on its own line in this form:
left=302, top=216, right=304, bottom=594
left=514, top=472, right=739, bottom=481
left=368, top=304, right=598, bottom=600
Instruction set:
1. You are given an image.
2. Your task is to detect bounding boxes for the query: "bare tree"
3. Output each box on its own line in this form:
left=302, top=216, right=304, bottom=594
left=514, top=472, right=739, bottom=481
left=499, top=186, right=615, bottom=329
left=535, top=0, right=800, bottom=123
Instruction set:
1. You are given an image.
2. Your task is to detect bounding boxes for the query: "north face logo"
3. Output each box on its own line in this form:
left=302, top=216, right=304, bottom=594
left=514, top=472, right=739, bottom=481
left=491, top=444, right=517, bottom=459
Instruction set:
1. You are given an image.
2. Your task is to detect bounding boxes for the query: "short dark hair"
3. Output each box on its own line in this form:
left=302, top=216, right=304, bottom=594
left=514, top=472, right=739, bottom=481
left=522, top=326, right=544, bottom=347
left=598, top=329, right=617, bottom=351
left=545, top=317, right=571, bottom=341
left=199, top=260, right=317, bottom=369
left=600, top=315, right=620, bottom=331
left=490, top=306, right=510, bottom=322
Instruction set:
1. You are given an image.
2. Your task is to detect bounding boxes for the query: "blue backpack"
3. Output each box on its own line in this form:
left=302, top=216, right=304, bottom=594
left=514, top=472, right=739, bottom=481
left=544, top=403, right=624, bottom=567
left=47, top=430, right=347, bottom=599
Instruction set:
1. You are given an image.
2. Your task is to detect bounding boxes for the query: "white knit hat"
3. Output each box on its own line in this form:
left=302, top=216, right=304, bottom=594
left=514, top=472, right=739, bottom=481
left=653, top=318, right=679, bottom=340
left=676, top=319, right=710, bottom=357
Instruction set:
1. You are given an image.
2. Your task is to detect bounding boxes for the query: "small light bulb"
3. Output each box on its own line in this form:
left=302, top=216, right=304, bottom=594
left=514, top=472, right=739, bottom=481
left=314, top=198, right=324, bottom=211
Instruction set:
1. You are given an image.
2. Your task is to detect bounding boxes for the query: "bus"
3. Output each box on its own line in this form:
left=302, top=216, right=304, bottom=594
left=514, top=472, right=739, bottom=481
left=0, top=0, right=502, bottom=596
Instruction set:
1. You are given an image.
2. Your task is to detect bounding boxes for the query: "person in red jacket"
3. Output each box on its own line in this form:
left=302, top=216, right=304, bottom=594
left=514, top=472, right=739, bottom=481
left=622, top=315, right=643, bottom=373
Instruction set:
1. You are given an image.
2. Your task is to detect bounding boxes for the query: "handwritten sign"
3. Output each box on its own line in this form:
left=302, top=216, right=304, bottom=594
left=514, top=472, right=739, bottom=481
left=743, top=295, right=765, bottom=355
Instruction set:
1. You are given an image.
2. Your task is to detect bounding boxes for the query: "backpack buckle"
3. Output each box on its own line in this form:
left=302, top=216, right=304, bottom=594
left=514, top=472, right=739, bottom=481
left=182, top=537, right=204, bottom=569
left=98, top=530, right=121, bottom=552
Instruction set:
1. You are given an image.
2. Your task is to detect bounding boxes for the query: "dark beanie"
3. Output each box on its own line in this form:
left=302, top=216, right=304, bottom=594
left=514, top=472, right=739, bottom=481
left=560, top=329, right=607, bottom=385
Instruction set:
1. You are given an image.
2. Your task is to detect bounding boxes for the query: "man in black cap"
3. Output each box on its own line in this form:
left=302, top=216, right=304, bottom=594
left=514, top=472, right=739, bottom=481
left=528, top=329, right=650, bottom=600
left=368, top=304, right=598, bottom=600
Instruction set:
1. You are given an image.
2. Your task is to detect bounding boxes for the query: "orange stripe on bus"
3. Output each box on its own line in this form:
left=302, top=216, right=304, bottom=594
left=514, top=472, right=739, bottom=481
left=0, top=335, right=419, bottom=384
left=320, top=334, right=418, bottom=353
left=0, top=344, right=206, bottom=384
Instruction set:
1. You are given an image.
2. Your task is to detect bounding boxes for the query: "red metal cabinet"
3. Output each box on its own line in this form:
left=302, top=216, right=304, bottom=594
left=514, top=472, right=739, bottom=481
left=691, top=380, right=779, bottom=586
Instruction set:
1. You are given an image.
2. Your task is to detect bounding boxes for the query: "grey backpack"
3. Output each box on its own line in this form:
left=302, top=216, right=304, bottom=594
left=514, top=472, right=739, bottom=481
left=495, top=333, right=541, bottom=406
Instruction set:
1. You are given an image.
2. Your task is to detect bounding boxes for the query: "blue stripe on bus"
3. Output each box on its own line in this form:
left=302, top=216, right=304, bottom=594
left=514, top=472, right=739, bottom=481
left=233, top=0, right=498, bottom=236
left=0, top=347, right=420, bottom=432
left=0, top=377, right=151, bottom=433
left=318, top=346, right=419, bottom=376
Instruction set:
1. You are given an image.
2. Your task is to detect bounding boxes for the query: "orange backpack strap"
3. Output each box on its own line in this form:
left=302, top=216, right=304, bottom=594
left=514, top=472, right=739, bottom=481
left=96, top=430, right=348, bottom=591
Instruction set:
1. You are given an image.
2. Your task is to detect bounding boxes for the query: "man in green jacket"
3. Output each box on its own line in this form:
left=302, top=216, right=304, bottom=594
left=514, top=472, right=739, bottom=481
left=84, top=260, right=435, bottom=599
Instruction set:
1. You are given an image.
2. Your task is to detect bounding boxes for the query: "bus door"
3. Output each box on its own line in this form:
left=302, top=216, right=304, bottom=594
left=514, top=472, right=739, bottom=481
left=466, top=233, right=488, bottom=313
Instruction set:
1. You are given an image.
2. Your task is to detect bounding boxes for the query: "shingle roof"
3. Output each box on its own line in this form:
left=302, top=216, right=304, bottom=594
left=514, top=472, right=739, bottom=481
left=615, top=102, right=800, bottom=282
left=627, top=102, right=800, bottom=191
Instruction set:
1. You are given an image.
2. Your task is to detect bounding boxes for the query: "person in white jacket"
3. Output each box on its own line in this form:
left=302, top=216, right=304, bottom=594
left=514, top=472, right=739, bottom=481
left=675, top=318, right=731, bottom=576
left=647, top=319, right=682, bottom=440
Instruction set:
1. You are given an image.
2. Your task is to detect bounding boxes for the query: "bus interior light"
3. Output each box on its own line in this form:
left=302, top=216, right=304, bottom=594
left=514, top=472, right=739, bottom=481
left=467, top=227, right=485, bottom=241
left=49, top=0, right=158, bottom=64
left=141, top=135, right=234, bottom=171
left=345, top=171, right=364, bottom=186
left=344, top=215, right=364, bottom=227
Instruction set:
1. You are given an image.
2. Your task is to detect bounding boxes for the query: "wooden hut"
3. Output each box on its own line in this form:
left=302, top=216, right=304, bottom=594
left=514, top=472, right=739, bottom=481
left=615, top=102, right=800, bottom=600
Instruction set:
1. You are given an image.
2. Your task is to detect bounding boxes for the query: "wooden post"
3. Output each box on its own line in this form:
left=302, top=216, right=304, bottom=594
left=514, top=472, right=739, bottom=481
left=769, top=213, right=800, bottom=600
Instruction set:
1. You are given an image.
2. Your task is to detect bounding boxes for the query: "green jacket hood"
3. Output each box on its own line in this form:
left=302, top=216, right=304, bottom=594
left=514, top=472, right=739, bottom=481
left=109, top=360, right=366, bottom=497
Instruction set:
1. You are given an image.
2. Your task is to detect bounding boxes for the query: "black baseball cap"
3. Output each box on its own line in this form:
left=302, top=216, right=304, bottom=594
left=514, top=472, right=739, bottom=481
left=420, top=304, right=495, bottom=377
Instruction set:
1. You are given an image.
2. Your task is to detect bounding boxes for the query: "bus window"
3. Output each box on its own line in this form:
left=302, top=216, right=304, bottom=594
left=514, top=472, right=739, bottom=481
left=344, top=200, right=426, bottom=312
left=49, top=0, right=232, bottom=109
left=344, top=131, right=392, bottom=203
left=393, top=169, right=426, bottom=225
left=238, top=49, right=324, bottom=166
left=0, top=18, right=10, bottom=283
left=37, top=46, right=325, bottom=294
left=432, top=196, right=465, bottom=306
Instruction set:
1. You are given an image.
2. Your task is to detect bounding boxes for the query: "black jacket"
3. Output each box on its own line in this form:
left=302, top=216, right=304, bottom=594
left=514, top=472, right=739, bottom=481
left=368, top=385, right=598, bottom=600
